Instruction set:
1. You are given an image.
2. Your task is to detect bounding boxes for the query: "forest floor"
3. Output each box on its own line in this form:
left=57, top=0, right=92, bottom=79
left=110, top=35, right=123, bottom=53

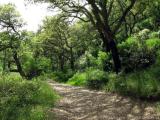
left=48, top=81, right=160, bottom=120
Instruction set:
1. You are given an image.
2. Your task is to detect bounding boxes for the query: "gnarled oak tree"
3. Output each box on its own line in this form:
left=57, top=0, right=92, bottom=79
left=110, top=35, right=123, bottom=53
left=27, top=0, right=137, bottom=73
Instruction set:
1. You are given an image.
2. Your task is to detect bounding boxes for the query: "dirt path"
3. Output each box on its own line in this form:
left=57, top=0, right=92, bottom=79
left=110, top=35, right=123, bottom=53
left=48, top=81, right=160, bottom=120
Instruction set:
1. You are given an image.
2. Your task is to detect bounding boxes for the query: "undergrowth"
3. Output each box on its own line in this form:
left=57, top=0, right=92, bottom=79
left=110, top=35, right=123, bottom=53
left=0, top=73, right=59, bottom=120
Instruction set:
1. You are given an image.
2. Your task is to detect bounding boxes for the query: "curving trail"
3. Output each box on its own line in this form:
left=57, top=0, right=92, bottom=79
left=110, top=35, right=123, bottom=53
left=48, top=81, right=160, bottom=120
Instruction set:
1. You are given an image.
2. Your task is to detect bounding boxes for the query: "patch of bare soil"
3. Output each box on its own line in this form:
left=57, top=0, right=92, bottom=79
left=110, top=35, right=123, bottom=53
left=48, top=81, right=160, bottom=120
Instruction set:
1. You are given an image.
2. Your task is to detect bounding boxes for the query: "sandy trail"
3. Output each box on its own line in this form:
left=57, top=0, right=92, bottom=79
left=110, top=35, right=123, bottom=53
left=48, top=81, right=160, bottom=120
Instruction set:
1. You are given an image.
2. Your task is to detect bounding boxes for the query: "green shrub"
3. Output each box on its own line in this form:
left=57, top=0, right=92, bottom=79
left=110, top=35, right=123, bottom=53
left=33, top=70, right=75, bottom=82
left=53, top=70, right=75, bottom=83
left=149, top=31, right=160, bottom=38
left=137, top=19, right=154, bottom=30
left=21, top=52, right=51, bottom=79
left=118, top=37, right=139, bottom=49
left=146, top=38, right=160, bottom=50
left=96, top=51, right=111, bottom=71
left=67, top=72, right=87, bottom=86
left=68, top=68, right=108, bottom=89
left=136, top=29, right=150, bottom=41
left=0, top=74, right=58, bottom=120
left=118, top=37, right=156, bottom=72
left=86, top=69, right=108, bottom=90
left=35, top=72, right=58, bottom=81
left=106, top=64, right=160, bottom=99
left=77, top=51, right=97, bottom=69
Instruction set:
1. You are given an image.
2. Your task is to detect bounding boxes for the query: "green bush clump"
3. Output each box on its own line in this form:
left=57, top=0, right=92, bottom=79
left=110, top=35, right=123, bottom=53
left=76, top=51, right=111, bottom=71
left=149, top=31, right=160, bottom=38
left=86, top=69, right=108, bottom=89
left=106, top=51, right=160, bottom=99
left=106, top=64, right=160, bottom=99
left=53, top=70, right=75, bottom=83
left=68, top=68, right=108, bottom=89
left=22, top=52, right=51, bottom=79
left=118, top=37, right=157, bottom=72
left=31, top=70, right=75, bottom=82
left=136, top=29, right=150, bottom=40
left=96, top=51, right=111, bottom=71
left=67, top=72, right=87, bottom=86
left=35, top=72, right=58, bottom=81
left=146, top=38, right=160, bottom=50
left=76, top=51, right=97, bottom=70
left=0, top=74, right=58, bottom=120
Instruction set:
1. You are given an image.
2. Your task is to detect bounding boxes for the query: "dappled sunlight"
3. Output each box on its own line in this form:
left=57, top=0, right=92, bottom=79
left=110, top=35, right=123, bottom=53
left=48, top=82, right=160, bottom=120
left=0, top=0, right=160, bottom=120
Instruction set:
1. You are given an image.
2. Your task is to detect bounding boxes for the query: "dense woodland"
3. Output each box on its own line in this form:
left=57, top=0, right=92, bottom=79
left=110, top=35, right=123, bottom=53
left=0, top=0, right=160, bottom=119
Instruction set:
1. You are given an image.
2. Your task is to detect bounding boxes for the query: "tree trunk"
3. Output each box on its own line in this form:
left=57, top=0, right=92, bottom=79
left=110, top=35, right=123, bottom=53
left=51, top=57, right=55, bottom=71
left=70, top=47, right=74, bottom=70
left=108, top=40, right=121, bottom=73
left=12, top=51, right=26, bottom=78
left=60, top=59, right=64, bottom=71
left=103, top=31, right=121, bottom=73
left=59, top=54, right=64, bottom=71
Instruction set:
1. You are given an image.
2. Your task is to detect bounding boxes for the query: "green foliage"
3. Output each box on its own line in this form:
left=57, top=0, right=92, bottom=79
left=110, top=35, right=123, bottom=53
left=22, top=52, right=51, bottom=78
left=137, top=19, right=154, bottom=30
left=106, top=64, right=160, bottom=99
left=77, top=51, right=111, bottom=71
left=67, top=72, right=87, bottom=86
left=136, top=29, right=151, bottom=41
left=119, top=36, right=157, bottom=72
left=97, top=51, right=111, bottom=70
left=86, top=68, right=108, bottom=90
left=0, top=74, right=58, bottom=120
left=54, top=70, right=75, bottom=83
left=145, top=38, right=160, bottom=50
left=118, top=37, right=139, bottom=50
left=68, top=68, right=108, bottom=89
left=1, top=0, right=160, bottom=113
left=149, top=31, right=160, bottom=38
left=0, top=3, right=23, bottom=27
left=77, top=51, right=97, bottom=69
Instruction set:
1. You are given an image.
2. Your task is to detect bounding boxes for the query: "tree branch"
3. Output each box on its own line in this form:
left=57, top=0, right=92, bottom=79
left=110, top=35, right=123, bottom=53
left=113, top=0, right=136, bottom=34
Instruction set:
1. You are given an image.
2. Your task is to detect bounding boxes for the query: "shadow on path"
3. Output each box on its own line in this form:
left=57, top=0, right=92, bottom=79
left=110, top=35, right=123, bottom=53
left=48, top=81, right=160, bottom=120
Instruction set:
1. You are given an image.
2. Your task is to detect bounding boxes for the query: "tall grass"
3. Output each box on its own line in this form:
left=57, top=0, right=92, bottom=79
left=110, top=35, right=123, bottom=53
left=106, top=64, right=160, bottom=99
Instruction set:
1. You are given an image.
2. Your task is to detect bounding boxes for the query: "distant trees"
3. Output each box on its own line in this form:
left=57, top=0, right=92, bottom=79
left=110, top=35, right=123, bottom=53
left=36, top=16, right=74, bottom=71
left=0, top=4, right=26, bottom=77
left=36, top=15, right=100, bottom=71
left=28, top=0, right=160, bottom=73
left=27, top=0, right=140, bottom=73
